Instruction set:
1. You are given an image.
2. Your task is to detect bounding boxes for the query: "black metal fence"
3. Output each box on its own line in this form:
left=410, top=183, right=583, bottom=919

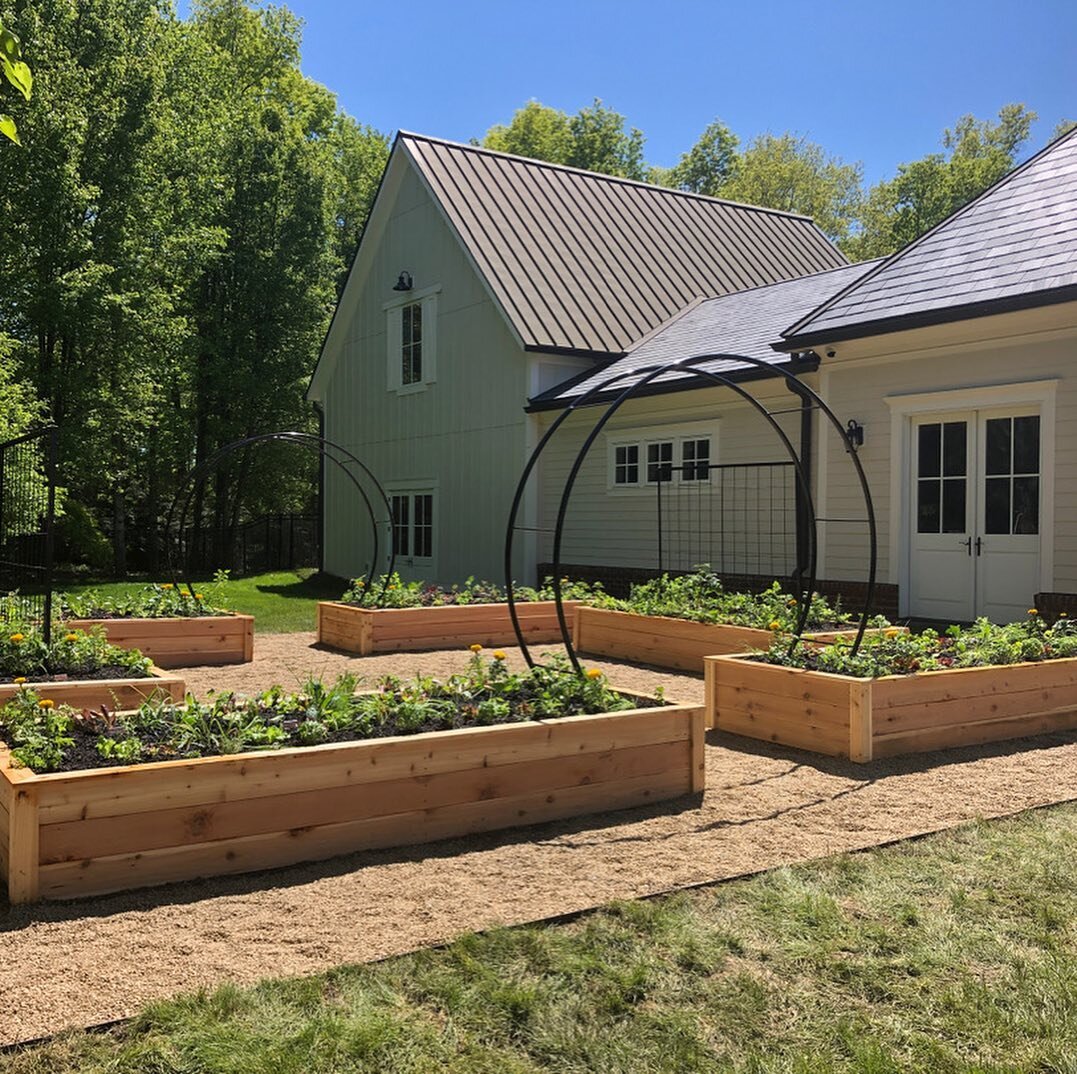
left=654, top=461, right=797, bottom=578
left=0, top=428, right=58, bottom=639
left=182, top=513, right=320, bottom=576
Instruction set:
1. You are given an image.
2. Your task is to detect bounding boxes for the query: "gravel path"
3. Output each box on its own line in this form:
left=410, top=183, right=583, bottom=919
left=3, top=632, right=1076, bottom=1044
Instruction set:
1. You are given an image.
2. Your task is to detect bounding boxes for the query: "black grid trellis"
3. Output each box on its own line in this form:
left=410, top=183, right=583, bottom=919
left=0, top=427, right=58, bottom=641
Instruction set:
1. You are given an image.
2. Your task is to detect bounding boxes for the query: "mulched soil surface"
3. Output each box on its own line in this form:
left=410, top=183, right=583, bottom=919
left=0, top=666, right=148, bottom=685
left=2, top=631, right=1076, bottom=1044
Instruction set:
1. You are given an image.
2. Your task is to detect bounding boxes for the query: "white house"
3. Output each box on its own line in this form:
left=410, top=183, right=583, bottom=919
left=308, top=126, right=1077, bottom=622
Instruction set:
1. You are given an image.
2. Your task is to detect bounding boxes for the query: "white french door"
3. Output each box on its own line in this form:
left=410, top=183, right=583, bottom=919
left=909, top=408, right=1041, bottom=622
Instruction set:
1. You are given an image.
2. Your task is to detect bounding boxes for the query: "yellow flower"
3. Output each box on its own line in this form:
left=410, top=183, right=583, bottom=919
left=768, top=620, right=782, bottom=631
left=13, top=676, right=26, bottom=685
left=885, top=628, right=901, bottom=638
left=9, top=633, right=23, bottom=643
left=469, top=643, right=482, bottom=653
left=1028, top=608, right=1038, bottom=616
left=787, top=598, right=797, bottom=606
left=585, top=667, right=602, bottom=679
left=65, top=633, right=78, bottom=643
left=38, top=699, right=54, bottom=709
left=1061, top=612, right=1069, bottom=618
left=195, top=593, right=204, bottom=600
left=493, top=650, right=506, bottom=660
left=161, top=583, right=174, bottom=590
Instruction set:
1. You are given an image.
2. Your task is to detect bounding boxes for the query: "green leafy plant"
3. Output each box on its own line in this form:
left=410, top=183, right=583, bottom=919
left=0, top=654, right=653, bottom=774
left=0, top=17, right=32, bottom=146
left=0, top=620, right=151, bottom=680
left=342, top=572, right=603, bottom=608
left=758, top=612, right=1077, bottom=678
left=60, top=579, right=231, bottom=620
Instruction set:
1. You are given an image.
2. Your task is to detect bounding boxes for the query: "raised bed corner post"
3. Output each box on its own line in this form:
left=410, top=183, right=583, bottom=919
left=505, top=351, right=878, bottom=671
left=164, top=432, right=394, bottom=603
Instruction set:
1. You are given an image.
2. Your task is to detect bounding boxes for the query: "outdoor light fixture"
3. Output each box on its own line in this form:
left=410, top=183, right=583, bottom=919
left=846, top=419, right=864, bottom=447
left=392, top=271, right=413, bottom=292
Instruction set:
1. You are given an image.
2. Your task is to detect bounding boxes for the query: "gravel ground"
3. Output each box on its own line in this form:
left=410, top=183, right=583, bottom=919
left=3, top=632, right=1077, bottom=1045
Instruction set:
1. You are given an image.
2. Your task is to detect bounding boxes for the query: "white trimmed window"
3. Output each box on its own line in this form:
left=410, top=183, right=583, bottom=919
left=385, top=285, right=439, bottom=394
left=390, top=488, right=435, bottom=565
left=608, top=423, right=716, bottom=489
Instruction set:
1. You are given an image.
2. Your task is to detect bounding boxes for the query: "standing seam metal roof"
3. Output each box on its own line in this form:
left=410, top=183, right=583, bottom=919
left=781, top=126, right=1077, bottom=346
left=402, top=133, right=847, bottom=356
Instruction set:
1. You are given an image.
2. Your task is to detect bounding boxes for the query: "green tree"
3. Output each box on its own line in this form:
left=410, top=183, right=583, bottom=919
left=848, top=104, right=1037, bottom=259
left=718, top=132, right=863, bottom=245
left=0, top=16, right=31, bottom=144
left=483, top=98, right=646, bottom=180
left=666, top=118, right=739, bottom=196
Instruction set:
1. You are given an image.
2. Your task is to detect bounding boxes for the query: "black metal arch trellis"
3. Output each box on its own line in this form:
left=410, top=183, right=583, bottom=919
left=504, top=353, right=878, bottom=673
left=164, top=431, right=395, bottom=602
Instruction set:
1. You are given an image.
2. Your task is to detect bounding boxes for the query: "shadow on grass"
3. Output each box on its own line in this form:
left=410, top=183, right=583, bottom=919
left=251, top=572, right=343, bottom=601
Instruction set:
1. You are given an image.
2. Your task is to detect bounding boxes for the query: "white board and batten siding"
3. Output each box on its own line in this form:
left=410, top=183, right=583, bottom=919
left=317, top=160, right=538, bottom=585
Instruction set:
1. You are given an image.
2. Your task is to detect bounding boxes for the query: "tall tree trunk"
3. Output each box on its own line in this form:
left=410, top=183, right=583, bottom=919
left=112, top=486, right=126, bottom=577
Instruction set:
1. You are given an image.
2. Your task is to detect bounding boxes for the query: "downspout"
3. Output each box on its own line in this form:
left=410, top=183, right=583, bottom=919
left=785, top=363, right=814, bottom=587
left=312, top=399, right=326, bottom=574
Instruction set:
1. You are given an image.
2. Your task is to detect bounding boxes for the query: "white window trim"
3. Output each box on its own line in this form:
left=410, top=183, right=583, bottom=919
left=884, top=379, right=1057, bottom=613
left=387, top=481, right=438, bottom=572
left=606, top=420, right=719, bottom=493
left=384, top=284, right=440, bottom=396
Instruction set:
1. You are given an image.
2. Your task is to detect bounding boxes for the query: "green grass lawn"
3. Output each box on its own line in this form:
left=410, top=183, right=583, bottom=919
left=59, top=571, right=345, bottom=634
left=5, top=803, right=1076, bottom=1073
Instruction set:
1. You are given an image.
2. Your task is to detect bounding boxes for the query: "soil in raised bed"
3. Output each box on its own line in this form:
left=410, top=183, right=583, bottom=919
left=0, top=665, right=151, bottom=685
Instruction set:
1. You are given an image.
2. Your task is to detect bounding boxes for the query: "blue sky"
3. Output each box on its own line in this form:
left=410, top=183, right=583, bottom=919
left=192, top=0, right=1075, bottom=183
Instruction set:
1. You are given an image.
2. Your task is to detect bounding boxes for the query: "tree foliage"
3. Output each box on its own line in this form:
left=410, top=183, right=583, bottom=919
left=665, top=118, right=739, bottom=196
left=0, top=15, right=31, bottom=145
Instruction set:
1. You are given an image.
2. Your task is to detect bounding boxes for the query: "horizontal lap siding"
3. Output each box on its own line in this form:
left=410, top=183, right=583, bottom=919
left=536, top=384, right=804, bottom=576
left=29, top=706, right=701, bottom=900
left=822, top=331, right=1077, bottom=591
left=321, top=165, right=530, bottom=586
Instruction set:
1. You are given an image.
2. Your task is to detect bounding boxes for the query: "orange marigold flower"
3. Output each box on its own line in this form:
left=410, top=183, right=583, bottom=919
left=9, top=633, right=24, bottom=643
left=885, top=628, right=901, bottom=638
left=493, top=650, right=506, bottom=660
left=787, top=598, right=797, bottom=606
left=38, top=699, right=54, bottom=709
left=194, top=593, right=204, bottom=600
left=65, top=633, right=78, bottom=643
left=469, top=643, right=482, bottom=653
left=13, top=676, right=26, bottom=684
left=1028, top=608, right=1039, bottom=616
left=161, top=583, right=174, bottom=590
left=585, top=667, right=602, bottom=679
left=768, top=620, right=782, bottom=631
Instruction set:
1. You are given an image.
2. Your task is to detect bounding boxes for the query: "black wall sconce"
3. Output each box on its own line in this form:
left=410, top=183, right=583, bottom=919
left=392, top=271, right=413, bottom=292
left=845, top=419, right=864, bottom=448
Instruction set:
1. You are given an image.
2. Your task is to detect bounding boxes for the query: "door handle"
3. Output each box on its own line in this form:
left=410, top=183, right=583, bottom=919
left=963, top=537, right=972, bottom=556
left=975, top=537, right=982, bottom=557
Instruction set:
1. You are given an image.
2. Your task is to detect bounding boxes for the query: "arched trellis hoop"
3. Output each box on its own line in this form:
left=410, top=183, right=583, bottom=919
left=164, top=431, right=395, bottom=603
left=504, top=353, right=877, bottom=673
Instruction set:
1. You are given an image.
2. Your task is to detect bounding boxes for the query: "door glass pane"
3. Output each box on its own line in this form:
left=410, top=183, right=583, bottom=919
left=414, top=494, right=433, bottom=557
left=942, top=422, right=966, bottom=477
left=391, top=495, right=410, bottom=555
left=917, top=479, right=940, bottom=533
left=1013, top=476, right=1039, bottom=534
left=918, top=424, right=941, bottom=478
left=984, top=477, right=1010, bottom=534
left=942, top=479, right=966, bottom=533
left=1013, top=415, right=1040, bottom=474
left=985, top=418, right=1011, bottom=476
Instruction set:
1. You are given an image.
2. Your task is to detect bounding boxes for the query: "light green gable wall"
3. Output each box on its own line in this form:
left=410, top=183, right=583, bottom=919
left=320, top=161, right=531, bottom=585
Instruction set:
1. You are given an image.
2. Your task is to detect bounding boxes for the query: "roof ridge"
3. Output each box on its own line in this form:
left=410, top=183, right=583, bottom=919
left=781, top=123, right=1077, bottom=341
left=693, top=258, right=884, bottom=308
left=397, top=130, right=818, bottom=223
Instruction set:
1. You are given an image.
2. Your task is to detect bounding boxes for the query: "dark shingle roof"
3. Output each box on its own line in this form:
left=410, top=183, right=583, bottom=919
left=781, top=127, right=1077, bottom=348
left=402, top=133, right=847, bottom=357
left=530, top=260, right=881, bottom=409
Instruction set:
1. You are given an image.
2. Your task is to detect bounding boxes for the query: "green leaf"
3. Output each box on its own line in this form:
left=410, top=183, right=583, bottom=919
left=2, top=58, right=31, bottom=101
left=0, top=25, right=21, bottom=63
left=0, top=113, right=20, bottom=145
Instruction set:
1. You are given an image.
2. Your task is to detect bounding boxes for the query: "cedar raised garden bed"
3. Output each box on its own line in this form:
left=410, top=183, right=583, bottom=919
left=575, top=606, right=890, bottom=674
left=65, top=615, right=255, bottom=668
left=317, top=600, right=581, bottom=655
left=0, top=667, right=184, bottom=712
left=0, top=692, right=703, bottom=903
left=704, top=653, right=1077, bottom=761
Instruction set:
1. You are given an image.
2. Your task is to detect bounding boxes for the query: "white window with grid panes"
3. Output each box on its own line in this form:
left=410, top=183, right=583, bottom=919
left=607, top=423, right=716, bottom=490
left=389, top=488, right=435, bottom=566
left=385, top=286, right=439, bottom=395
